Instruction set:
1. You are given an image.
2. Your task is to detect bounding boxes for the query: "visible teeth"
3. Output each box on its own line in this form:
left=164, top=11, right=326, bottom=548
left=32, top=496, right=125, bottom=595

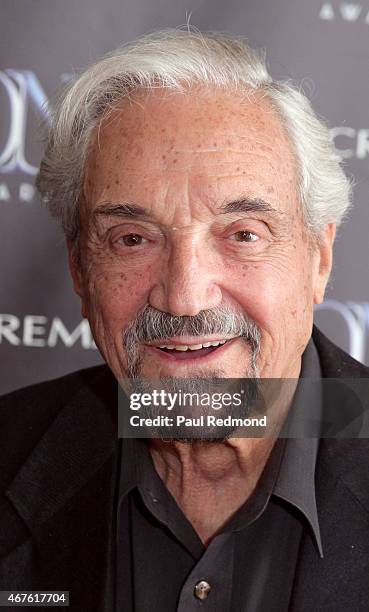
left=157, top=339, right=230, bottom=351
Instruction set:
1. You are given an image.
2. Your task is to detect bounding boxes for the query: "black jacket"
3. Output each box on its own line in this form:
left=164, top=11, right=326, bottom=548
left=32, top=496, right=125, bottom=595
left=0, top=327, right=368, bottom=611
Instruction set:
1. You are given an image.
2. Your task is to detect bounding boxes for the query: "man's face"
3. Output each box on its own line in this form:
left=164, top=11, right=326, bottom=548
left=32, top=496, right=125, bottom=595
left=70, top=88, right=334, bottom=383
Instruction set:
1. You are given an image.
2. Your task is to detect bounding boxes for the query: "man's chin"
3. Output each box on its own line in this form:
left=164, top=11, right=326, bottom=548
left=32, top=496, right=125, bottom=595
left=151, top=415, right=239, bottom=442
left=136, top=363, right=229, bottom=381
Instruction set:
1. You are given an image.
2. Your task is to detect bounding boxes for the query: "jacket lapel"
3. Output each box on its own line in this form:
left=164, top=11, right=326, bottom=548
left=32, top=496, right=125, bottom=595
left=290, top=327, right=369, bottom=610
left=290, top=438, right=369, bottom=611
left=3, top=370, right=119, bottom=611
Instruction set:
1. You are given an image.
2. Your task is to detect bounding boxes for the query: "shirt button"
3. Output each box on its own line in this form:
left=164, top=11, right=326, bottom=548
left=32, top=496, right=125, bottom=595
left=194, top=580, right=211, bottom=600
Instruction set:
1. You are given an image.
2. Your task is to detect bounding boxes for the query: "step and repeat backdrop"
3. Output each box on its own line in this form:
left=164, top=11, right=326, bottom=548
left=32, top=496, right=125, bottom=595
left=1, top=0, right=369, bottom=394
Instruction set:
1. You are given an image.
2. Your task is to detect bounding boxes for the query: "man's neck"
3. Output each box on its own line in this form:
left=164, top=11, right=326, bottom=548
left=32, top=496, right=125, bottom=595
left=148, top=373, right=300, bottom=544
left=149, top=437, right=277, bottom=545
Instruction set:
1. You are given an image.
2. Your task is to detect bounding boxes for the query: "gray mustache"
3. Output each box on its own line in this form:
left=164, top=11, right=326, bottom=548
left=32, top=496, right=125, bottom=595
left=123, top=304, right=261, bottom=349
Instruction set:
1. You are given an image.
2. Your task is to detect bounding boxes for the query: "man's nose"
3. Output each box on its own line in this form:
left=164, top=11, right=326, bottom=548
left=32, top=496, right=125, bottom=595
left=148, top=236, right=223, bottom=316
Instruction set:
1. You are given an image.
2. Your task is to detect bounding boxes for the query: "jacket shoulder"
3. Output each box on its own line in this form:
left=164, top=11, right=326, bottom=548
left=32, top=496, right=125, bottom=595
left=317, top=438, right=369, bottom=520
left=0, top=365, right=113, bottom=487
left=0, top=365, right=111, bottom=418
left=313, top=325, right=369, bottom=378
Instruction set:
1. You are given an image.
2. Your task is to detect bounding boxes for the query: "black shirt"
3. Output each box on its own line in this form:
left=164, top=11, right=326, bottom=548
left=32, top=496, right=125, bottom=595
left=117, top=340, right=323, bottom=611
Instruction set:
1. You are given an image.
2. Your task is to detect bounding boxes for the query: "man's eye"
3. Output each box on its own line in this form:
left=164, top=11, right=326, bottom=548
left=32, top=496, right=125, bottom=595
left=118, top=234, right=145, bottom=247
left=231, top=230, right=258, bottom=242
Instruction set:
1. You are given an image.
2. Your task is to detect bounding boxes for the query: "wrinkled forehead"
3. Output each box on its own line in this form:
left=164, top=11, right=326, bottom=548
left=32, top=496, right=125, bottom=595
left=83, top=87, right=300, bottom=220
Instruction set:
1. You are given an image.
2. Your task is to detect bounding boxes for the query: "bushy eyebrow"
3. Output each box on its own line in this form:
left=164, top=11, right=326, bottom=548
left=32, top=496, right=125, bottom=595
left=92, top=197, right=288, bottom=224
left=93, top=202, right=152, bottom=221
left=218, top=197, right=286, bottom=221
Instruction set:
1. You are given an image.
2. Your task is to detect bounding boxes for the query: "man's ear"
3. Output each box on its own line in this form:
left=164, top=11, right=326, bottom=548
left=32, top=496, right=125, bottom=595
left=313, top=223, right=336, bottom=305
left=67, top=239, right=88, bottom=318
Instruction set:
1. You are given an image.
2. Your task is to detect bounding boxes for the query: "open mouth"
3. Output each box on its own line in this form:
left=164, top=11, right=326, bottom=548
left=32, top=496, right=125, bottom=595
left=150, top=338, right=235, bottom=360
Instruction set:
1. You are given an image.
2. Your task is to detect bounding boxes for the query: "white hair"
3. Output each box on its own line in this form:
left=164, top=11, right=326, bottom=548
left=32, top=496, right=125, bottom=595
left=36, top=27, right=352, bottom=244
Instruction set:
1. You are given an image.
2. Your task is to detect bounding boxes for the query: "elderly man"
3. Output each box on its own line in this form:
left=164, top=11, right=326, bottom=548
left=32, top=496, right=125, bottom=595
left=0, top=29, right=368, bottom=612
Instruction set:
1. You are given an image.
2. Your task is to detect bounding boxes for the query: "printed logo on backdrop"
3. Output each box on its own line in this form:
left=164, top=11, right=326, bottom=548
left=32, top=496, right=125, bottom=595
left=0, top=69, right=50, bottom=203
left=330, top=127, right=369, bottom=159
left=319, top=2, right=369, bottom=22
left=0, top=314, right=96, bottom=349
left=315, top=301, right=369, bottom=363
left=0, top=70, right=49, bottom=175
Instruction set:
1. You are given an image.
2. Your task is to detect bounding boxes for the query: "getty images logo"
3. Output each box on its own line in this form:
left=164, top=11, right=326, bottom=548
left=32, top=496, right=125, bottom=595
left=319, top=2, right=369, bottom=22
left=0, top=69, right=50, bottom=176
